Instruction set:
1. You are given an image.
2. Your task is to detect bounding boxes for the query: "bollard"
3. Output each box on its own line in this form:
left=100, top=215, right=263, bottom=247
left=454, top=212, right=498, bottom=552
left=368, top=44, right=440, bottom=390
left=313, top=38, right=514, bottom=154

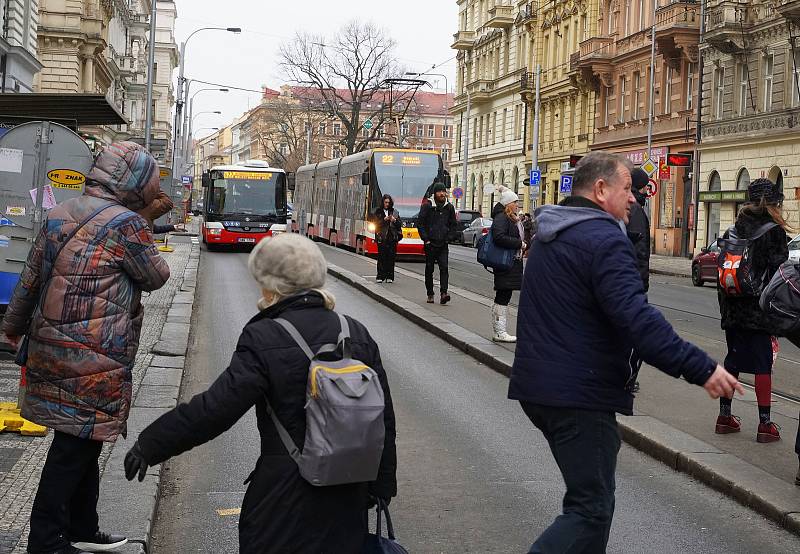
left=0, top=365, right=47, bottom=436
left=157, top=233, right=174, bottom=253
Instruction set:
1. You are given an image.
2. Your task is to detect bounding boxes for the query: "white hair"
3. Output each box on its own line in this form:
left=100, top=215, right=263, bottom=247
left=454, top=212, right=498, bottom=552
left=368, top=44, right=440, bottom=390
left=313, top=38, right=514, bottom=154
left=247, top=233, right=335, bottom=309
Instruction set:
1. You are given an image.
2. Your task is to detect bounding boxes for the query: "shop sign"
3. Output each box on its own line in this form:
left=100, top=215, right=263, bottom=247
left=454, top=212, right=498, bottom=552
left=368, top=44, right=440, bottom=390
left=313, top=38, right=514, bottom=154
left=698, top=190, right=747, bottom=203
left=621, top=147, right=668, bottom=167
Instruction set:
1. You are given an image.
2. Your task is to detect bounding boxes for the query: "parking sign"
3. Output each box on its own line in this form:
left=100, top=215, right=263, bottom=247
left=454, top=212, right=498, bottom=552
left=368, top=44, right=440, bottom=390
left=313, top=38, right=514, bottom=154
left=559, top=174, right=573, bottom=194
left=530, top=169, right=541, bottom=186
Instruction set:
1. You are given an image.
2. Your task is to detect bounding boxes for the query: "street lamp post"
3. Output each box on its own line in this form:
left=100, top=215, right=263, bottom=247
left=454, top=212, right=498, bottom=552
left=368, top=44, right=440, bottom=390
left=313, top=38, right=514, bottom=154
left=170, top=27, right=240, bottom=181
left=144, top=0, right=158, bottom=151
left=184, top=89, right=228, bottom=163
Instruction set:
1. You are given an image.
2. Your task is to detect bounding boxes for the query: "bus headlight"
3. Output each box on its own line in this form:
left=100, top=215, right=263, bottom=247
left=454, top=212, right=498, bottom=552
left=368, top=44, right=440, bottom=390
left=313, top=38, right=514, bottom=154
left=367, top=222, right=376, bottom=233
left=206, top=222, right=223, bottom=236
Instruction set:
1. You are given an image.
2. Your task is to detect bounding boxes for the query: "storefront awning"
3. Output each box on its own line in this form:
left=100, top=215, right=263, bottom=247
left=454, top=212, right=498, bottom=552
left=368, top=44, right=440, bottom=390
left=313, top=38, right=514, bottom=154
left=0, top=94, right=127, bottom=128
left=698, top=190, right=747, bottom=203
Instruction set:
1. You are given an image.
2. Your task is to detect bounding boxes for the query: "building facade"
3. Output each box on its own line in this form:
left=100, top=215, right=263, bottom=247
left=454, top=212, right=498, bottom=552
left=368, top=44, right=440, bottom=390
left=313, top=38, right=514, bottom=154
left=575, top=0, right=701, bottom=256
left=695, top=0, right=800, bottom=252
left=0, top=0, right=42, bottom=93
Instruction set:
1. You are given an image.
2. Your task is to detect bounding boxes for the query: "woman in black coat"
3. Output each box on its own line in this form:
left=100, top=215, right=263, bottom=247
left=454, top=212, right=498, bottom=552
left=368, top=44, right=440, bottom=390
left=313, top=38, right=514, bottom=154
left=490, top=189, right=527, bottom=343
left=374, top=194, right=403, bottom=283
left=124, top=234, right=397, bottom=553
left=716, top=178, right=788, bottom=443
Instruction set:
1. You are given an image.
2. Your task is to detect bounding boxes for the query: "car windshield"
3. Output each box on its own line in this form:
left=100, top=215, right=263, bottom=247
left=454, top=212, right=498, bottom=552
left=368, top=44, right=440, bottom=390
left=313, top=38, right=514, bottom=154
left=789, top=235, right=800, bottom=250
left=209, top=171, right=285, bottom=217
left=459, top=211, right=478, bottom=222
left=374, top=152, right=441, bottom=219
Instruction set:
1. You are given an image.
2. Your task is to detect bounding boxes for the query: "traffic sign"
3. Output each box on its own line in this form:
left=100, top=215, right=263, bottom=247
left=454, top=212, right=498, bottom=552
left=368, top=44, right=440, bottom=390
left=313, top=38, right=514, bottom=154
left=181, top=175, right=192, bottom=184
left=363, top=119, right=373, bottom=130
left=531, top=185, right=540, bottom=196
left=641, top=158, right=658, bottom=177
left=646, top=178, right=658, bottom=198
left=452, top=187, right=464, bottom=199
left=530, top=169, right=541, bottom=186
left=659, top=158, right=670, bottom=180
left=559, top=174, right=573, bottom=194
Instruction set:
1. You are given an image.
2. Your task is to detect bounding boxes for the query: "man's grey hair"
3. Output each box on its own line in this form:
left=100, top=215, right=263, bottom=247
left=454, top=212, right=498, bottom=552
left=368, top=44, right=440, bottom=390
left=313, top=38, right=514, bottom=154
left=572, top=151, right=630, bottom=194
left=248, top=233, right=336, bottom=309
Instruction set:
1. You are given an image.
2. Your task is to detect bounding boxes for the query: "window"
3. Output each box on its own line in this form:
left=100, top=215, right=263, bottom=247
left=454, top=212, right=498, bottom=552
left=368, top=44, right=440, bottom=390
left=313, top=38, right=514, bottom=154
left=304, top=121, right=311, bottom=133
left=624, top=2, right=630, bottom=35
left=484, top=114, right=490, bottom=145
left=332, top=147, right=341, bottom=158
left=582, top=14, right=589, bottom=41
left=455, top=124, right=461, bottom=152
left=686, top=62, right=696, bottom=111
left=441, top=145, right=450, bottom=161
left=638, top=0, right=645, bottom=31
left=663, top=66, right=672, bottom=114
left=400, top=122, right=409, bottom=136
left=603, top=86, right=612, bottom=127
left=491, top=112, right=497, bottom=145
left=333, top=123, right=341, bottom=136
left=362, top=127, right=370, bottom=137
left=417, top=125, right=424, bottom=137
left=378, top=127, right=385, bottom=138
left=763, top=54, right=774, bottom=112
left=793, top=49, right=800, bottom=107
left=632, top=72, right=641, bottom=119
left=501, top=109, right=507, bottom=143
left=428, top=124, right=435, bottom=138
left=737, top=62, right=748, bottom=116
left=319, top=122, right=327, bottom=135
left=279, top=143, right=289, bottom=156
left=443, top=125, right=451, bottom=138
left=714, top=67, right=725, bottom=119
left=618, top=76, right=626, bottom=123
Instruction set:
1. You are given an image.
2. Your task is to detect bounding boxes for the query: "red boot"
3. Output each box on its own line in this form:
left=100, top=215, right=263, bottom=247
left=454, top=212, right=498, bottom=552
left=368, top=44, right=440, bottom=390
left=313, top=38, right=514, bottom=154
left=715, top=415, right=741, bottom=434
left=757, top=422, right=781, bottom=443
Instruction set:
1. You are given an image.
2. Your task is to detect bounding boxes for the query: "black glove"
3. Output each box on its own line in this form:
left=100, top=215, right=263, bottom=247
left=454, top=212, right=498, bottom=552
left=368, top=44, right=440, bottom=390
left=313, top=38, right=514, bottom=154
left=124, top=441, right=149, bottom=482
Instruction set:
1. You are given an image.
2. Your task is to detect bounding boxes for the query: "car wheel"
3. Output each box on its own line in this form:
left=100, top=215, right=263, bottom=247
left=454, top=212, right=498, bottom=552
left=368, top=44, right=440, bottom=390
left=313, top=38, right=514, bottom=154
left=691, top=264, right=703, bottom=287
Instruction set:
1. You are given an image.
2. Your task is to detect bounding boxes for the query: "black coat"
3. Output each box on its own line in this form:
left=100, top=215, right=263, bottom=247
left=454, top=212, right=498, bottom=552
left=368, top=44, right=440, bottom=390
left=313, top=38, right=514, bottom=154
left=626, top=201, right=650, bottom=292
left=136, top=293, right=397, bottom=553
left=418, top=200, right=458, bottom=246
left=373, top=207, right=402, bottom=244
left=718, top=210, right=789, bottom=334
left=491, top=210, right=523, bottom=291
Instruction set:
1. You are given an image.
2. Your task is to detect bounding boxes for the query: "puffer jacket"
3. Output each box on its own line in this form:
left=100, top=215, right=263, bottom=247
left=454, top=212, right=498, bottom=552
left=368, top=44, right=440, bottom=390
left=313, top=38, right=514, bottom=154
left=491, top=209, right=523, bottom=291
left=1, top=142, right=170, bottom=442
left=718, top=208, right=789, bottom=334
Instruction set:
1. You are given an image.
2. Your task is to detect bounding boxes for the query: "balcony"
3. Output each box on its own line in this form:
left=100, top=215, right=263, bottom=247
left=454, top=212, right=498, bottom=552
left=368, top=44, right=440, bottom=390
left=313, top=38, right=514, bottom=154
left=705, top=1, right=751, bottom=53
left=516, top=1, right=538, bottom=26
left=573, top=37, right=615, bottom=90
left=452, top=30, right=476, bottom=50
left=465, top=79, right=493, bottom=104
left=487, top=4, right=514, bottom=28
left=656, top=0, right=700, bottom=68
left=777, top=0, right=800, bottom=22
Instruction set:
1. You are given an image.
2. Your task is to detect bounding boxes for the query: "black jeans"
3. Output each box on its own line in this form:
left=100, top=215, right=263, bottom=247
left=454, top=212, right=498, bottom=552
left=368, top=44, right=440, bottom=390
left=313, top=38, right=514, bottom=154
left=376, top=241, right=397, bottom=280
left=521, top=403, right=620, bottom=554
left=28, top=431, right=103, bottom=553
left=495, top=289, right=513, bottom=306
left=424, top=243, right=449, bottom=296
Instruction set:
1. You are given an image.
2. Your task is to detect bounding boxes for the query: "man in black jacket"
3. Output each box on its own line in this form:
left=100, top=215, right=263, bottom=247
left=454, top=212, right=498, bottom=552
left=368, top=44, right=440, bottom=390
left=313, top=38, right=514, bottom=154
left=418, top=182, right=458, bottom=304
left=626, top=167, right=651, bottom=292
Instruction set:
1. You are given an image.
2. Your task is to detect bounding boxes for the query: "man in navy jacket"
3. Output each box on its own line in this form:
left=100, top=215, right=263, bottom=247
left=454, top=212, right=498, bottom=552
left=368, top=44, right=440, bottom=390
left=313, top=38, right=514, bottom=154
left=509, top=151, right=742, bottom=553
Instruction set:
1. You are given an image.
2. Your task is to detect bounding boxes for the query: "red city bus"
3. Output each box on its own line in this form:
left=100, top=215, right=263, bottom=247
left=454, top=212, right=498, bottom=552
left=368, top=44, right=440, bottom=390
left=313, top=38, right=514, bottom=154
left=292, top=149, right=450, bottom=256
left=200, top=161, right=288, bottom=249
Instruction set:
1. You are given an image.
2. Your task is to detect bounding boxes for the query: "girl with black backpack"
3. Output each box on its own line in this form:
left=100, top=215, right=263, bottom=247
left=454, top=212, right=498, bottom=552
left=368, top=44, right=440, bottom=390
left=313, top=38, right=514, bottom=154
left=716, top=178, right=789, bottom=443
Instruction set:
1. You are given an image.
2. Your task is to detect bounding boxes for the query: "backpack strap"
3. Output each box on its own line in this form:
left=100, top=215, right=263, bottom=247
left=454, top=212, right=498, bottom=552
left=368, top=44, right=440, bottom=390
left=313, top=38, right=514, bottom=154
left=273, top=317, right=315, bottom=360
left=749, top=222, right=779, bottom=241
left=337, top=313, right=352, bottom=359
left=264, top=397, right=302, bottom=464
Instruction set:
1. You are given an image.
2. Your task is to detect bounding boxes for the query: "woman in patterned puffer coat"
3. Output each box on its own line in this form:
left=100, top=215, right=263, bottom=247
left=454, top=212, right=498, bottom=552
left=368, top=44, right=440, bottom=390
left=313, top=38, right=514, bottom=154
left=1, top=141, right=170, bottom=554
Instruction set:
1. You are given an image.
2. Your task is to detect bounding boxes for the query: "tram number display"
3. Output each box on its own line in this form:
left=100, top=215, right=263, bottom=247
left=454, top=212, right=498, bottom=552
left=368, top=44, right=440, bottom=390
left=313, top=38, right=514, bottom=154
left=380, top=154, right=423, bottom=166
left=222, top=171, right=273, bottom=180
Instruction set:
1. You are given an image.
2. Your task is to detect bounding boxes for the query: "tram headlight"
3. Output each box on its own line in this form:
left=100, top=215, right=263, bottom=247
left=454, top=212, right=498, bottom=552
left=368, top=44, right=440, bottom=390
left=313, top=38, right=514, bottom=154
left=367, top=222, right=376, bottom=233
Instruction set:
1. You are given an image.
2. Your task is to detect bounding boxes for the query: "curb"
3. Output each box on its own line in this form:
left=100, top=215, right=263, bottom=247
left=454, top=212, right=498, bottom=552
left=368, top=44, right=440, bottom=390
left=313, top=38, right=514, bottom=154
left=650, top=267, right=691, bottom=279
left=97, top=242, right=201, bottom=554
left=327, top=262, right=800, bottom=538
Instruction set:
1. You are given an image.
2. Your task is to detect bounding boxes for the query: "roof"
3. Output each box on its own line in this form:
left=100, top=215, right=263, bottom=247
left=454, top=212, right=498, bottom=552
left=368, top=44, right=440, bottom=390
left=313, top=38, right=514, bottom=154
left=282, top=85, right=453, bottom=117
left=0, top=94, right=127, bottom=127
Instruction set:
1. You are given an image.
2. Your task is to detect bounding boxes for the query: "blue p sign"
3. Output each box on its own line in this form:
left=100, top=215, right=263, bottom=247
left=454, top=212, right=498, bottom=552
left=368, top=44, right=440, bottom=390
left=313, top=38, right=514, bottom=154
left=559, top=175, right=573, bottom=194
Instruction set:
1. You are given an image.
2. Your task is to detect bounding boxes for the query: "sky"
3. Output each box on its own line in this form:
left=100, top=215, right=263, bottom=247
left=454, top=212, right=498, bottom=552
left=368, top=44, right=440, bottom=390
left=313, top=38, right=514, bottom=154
left=174, top=1, right=459, bottom=141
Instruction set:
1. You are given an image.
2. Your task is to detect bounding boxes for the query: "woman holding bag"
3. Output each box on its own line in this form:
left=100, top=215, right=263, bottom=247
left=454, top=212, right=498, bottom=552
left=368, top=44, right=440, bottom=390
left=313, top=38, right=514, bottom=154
left=374, top=194, right=402, bottom=283
left=490, top=188, right=526, bottom=343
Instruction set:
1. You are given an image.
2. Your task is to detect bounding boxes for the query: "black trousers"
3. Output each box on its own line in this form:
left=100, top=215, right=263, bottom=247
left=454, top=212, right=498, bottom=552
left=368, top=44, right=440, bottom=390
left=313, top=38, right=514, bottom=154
left=28, top=431, right=103, bottom=553
left=424, top=244, right=449, bottom=296
left=376, top=241, right=397, bottom=280
left=495, top=289, right=513, bottom=306
left=521, top=403, right=620, bottom=554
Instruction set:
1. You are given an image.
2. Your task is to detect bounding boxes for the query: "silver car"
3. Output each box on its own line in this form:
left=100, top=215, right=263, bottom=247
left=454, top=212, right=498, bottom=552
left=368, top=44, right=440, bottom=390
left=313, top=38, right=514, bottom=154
left=462, top=217, right=493, bottom=248
left=789, top=234, right=800, bottom=264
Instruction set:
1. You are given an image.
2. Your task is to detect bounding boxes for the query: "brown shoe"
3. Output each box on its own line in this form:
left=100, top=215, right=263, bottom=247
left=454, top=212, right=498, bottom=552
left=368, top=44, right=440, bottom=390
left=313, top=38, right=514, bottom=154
left=426, top=295, right=434, bottom=304
left=757, top=421, right=781, bottom=443
left=440, top=293, right=451, bottom=305
left=715, top=415, right=741, bottom=434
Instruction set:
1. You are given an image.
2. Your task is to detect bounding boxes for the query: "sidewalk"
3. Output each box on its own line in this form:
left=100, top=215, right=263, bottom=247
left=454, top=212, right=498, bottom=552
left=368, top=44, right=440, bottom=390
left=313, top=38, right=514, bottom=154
left=651, top=253, right=692, bottom=278
left=320, top=245, right=800, bottom=537
left=0, top=234, right=199, bottom=553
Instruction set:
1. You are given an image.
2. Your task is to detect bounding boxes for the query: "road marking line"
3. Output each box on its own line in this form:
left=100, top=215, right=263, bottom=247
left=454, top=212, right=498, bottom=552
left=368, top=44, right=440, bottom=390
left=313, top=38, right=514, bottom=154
left=216, top=508, right=241, bottom=517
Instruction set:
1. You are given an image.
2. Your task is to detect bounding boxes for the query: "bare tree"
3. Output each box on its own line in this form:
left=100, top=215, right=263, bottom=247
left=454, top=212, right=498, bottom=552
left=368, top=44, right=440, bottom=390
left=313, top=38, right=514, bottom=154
left=279, top=21, right=420, bottom=155
left=249, top=98, right=320, bottom=173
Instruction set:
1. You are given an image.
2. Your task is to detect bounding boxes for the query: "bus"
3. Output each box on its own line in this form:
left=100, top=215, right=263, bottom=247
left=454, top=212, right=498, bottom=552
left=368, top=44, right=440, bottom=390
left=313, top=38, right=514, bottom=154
left=200, top=160, right=288, bottom=248
left=292, top=149, right=450, bottom=256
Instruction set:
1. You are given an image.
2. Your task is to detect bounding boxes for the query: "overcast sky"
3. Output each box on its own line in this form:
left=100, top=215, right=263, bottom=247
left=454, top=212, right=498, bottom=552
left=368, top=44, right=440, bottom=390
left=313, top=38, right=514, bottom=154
left=175, top=1, right=458, bottom=140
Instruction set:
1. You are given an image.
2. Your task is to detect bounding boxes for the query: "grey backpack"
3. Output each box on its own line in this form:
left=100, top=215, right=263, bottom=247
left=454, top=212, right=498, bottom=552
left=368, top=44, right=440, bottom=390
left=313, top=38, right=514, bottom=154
left=267, top=313, right=386, bottom=486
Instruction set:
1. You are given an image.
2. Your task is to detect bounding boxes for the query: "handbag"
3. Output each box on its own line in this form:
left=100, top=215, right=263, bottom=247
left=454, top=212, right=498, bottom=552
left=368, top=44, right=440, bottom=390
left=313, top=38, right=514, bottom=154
left=476, top=229, right=515, bottom=273
left=14, top=202, right=116, bottom=366
left=362, top=500, right=409, bottom=554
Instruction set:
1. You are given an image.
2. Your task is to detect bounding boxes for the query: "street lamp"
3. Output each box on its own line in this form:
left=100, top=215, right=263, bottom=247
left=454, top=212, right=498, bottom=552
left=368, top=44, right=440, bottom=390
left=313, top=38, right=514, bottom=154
left=406, top=71, right=454, bottom=193
left=183, top=88, right=228, bottom=163
left=171, top=27, right=240, bottom=182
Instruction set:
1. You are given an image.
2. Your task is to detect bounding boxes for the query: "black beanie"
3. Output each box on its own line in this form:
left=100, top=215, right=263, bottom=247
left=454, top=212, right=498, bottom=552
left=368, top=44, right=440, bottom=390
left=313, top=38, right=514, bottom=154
left=432, top=182, right=447, bottom=193
left=631, top=168, right=649, bottom=191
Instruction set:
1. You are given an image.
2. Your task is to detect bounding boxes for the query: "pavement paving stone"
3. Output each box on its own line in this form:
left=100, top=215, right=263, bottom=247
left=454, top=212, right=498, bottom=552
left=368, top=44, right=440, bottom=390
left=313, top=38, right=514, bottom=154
left=140, top=367, right=183, bottom=388
left=133, top=385, right=180, bottom=409
left=150, top=356, right=185, bottom=369
left=0, top=242, right=193, bottom=553
left=151, top=322, right=190, bottom=357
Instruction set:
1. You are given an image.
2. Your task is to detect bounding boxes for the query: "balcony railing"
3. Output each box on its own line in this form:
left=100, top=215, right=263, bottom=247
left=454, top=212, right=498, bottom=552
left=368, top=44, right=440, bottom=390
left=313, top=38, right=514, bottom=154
left=777, top=0, right=800, bottom=22
left=452, top=30, right=476, bottom=50
left=516, top=1, right=538, bottom=24
left=487, top=4, right=514, bottom=28
left=579, top=36, right=614, bottom=60
left=656, top=0, right=700, bottom=30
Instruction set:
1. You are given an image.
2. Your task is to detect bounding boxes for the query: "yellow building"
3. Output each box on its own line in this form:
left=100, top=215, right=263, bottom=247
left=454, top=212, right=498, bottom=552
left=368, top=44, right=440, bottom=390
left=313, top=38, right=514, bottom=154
left=450, top=0, right=598, bottom=214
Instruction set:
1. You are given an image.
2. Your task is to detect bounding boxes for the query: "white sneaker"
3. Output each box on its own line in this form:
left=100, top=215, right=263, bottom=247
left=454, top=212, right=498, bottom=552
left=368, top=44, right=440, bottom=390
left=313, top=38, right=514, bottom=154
left=386, top=278, right=394, bottom=283
left=376, top=278, right=385, bottom=283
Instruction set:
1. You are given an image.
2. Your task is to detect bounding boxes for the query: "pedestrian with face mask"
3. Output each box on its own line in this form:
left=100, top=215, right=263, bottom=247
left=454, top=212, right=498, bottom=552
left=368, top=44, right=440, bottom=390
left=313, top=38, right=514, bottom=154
left=418, top=182, right=459, bottom=304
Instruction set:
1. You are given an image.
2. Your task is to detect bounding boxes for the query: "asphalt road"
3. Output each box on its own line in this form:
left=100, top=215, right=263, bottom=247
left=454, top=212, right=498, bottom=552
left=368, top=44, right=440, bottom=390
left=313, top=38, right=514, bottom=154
left=150, top=247, right=800, bottom=553
left=398, top=244, right=800, bottom=400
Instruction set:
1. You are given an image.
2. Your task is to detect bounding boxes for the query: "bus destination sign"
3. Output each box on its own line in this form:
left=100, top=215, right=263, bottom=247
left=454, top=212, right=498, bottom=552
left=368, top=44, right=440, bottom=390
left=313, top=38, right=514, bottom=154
left=380, top=154, right=424, bottom=166
left=222, top=171, right=273, bottom=180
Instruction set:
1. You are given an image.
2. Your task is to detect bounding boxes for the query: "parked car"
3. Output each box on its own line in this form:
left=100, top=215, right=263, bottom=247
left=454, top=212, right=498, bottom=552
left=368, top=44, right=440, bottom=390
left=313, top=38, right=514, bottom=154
left=788, top=234, right=800, bottom=264
left=453, top=210, right=481, bottom=243
left=691, top=239, right=721, bottom=286
left=462, top=217, right=492, bottom=248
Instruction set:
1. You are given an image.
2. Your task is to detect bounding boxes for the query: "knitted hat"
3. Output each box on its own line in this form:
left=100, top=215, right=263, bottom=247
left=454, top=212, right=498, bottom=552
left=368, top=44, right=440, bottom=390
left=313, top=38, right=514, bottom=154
left=499, top=189, right=519, bottom=206
left=432, top=182, right=447, bottom=193
left=631, top=168, right=649, bottom=191
left=748, top=178, right=783, bottom=204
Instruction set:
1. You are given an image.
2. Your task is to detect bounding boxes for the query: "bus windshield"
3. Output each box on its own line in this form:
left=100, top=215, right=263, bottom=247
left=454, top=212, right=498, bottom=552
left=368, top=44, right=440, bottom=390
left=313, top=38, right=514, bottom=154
left=374, top=152, right=441, bottom=220
left=208, top=170, right=285, bottom=217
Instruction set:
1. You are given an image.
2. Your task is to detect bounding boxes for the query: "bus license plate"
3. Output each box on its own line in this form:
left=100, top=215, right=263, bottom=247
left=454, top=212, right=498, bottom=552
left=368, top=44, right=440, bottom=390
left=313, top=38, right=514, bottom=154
left=238, top=238, right=256, bottom=243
